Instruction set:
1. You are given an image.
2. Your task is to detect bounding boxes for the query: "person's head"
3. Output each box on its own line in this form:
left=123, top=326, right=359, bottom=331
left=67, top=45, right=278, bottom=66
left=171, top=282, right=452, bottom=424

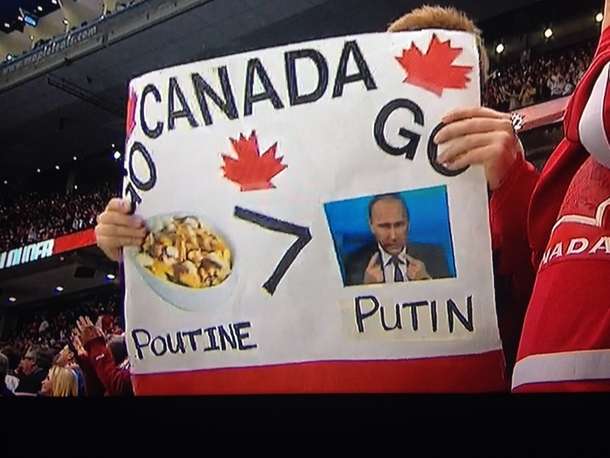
left=20, top=346, right=53, bottom=376
left=54, top=345, right=75, bottom=368
left=387, top=5, right=489, bottom=83
left=107, top=335, right=128, bottom=365
left=40, top=365, right=77, bottom=397
left=368, top=194, right=410, bottom=256
left=1, top=346, right=20, bottom=373
left=0, top=353, right=8, bottom=387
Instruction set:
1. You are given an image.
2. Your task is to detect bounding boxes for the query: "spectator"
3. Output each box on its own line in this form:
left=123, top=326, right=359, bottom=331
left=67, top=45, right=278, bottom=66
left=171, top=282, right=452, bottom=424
left=27, top=227, right=36, bottom=242
left=520, top=80, right=537, bottom=107
left=54, top=345, right=86, bottom=396
left=40, top=365, right=78, bottom=397
left=483, top=39, right=596, bottom=111
left=563, top=76, right=575, bottom=96
left=95, top=306, right=116, bottom=334
left=108, top=334, right=129, bottom=371
left=1, top=346, right=21, bottom=392
left=0, top=182, right=116, bottom=253
left=39, top=317, right=49, bottom=334
left=14, top=346, right=53, bottom=394
left=0, top=289, right=127, bottom=396
left=508, top=81, right=521, bottom=111
left=0, top=291, right=123, bottom=352
left=0, top=353, right=15, bottom=397
left=74, top=316, right=133, bottom=396
left=547, top=65, right=567, bottom=99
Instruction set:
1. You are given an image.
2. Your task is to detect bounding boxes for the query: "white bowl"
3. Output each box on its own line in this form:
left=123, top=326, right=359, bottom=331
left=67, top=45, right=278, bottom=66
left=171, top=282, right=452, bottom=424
left=126, top=212, right=237, bottom=312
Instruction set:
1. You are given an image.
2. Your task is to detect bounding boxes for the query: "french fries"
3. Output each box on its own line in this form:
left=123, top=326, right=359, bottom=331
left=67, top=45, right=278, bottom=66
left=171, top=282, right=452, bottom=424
left=136, top=216, right=232, bottom=289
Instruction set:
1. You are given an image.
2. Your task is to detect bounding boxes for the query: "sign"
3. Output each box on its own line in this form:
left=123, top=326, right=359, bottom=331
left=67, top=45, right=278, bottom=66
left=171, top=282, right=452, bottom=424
left=0, top=228, right=96, bottom=270
left=123, top=30, right=505, bottom=394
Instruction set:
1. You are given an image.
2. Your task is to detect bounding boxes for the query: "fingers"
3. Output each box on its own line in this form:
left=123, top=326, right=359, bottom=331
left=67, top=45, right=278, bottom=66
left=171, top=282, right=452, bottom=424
left=95, top=224, right=146, bottom=243
left=442, top=107, right=511, bottom=125
left=95, top=214, right=146, bottom=262
left=96, top=200, right=146, bottom=262
left=105, top=198, right=134, bottom=215
left=96, top=236, right=143, bottom=250
left=434, top=117, right=512, bottom=145
left=436, top=131, right=507, bottom=165
left=445, top=145, right=497, bottom=170
left=96, top=209, right=145, bottom=231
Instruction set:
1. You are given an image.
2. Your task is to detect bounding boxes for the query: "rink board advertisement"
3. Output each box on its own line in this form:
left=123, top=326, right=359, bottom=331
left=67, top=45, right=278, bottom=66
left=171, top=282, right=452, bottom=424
left=0, top=229, right=97, bottom=270
left=122, top=30, right=505, bottom=394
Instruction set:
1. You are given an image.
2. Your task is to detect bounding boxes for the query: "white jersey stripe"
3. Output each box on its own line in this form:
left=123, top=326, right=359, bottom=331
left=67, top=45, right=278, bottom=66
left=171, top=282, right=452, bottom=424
left=579, top=61, right=610, bottom=168
left=512, top=349, right=610, bottom=390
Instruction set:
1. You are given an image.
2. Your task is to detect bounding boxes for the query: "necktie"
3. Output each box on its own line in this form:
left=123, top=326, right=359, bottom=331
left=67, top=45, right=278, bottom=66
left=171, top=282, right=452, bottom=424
left=391, top=255, right=404, bottom=282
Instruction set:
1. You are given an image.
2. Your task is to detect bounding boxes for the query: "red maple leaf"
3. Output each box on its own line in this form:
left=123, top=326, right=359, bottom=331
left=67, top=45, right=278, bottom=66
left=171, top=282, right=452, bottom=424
left=126, top=88, right=137, bottom=138
left=221, top=131, right=287, bottom=191
left=395, top=34, right=472, bottom=97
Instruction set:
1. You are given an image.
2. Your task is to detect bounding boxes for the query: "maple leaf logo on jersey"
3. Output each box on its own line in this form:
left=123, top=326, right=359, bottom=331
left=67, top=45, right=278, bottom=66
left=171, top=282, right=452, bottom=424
left=221, top=131, right=287, bottom=191
left=395, top=34, right=473, bottom=97
left=126, top=88, right=137, bottom=139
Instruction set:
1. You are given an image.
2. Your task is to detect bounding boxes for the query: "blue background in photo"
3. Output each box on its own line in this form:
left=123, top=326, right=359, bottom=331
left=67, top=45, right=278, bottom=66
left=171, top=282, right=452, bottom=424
left=324, top=185, right=457, bottom=282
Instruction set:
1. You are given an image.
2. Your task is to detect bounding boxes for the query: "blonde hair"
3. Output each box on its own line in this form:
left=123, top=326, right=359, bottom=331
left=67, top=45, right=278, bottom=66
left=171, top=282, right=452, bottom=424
left=387, top=5, right=489, bottom=82
left=48, top=365, right=78, bottom=397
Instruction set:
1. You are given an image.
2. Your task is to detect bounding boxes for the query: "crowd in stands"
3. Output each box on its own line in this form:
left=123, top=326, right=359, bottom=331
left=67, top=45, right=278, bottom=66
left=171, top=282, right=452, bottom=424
left=0, top=290, right=132, bottom=397
left=483, top=40, right=596, bottom=111
left=0, top=182, right=115, bottom=253
left=2, top=0, right=147, bottom=64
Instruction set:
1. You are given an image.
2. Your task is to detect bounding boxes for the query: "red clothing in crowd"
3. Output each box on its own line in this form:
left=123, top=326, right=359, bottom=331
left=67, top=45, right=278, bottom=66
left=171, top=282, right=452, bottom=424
left=96, top=314, right=114, bottom=334
left=491, top=27, right=610, bottom=391
left=75, top=351, right=106, bottom=397
left=82, top=337, right=133, bottom=396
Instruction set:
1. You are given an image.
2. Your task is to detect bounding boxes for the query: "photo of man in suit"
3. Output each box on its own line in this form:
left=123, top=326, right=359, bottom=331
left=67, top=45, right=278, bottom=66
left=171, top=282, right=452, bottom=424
left=343, top=193, right=451, bottom=286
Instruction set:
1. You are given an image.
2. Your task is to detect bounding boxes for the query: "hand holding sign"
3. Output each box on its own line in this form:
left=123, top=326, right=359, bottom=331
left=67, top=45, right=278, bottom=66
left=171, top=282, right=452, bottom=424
left=434, top=107, right=521, bottom=191
left=95, top=198, right=146, bottom=262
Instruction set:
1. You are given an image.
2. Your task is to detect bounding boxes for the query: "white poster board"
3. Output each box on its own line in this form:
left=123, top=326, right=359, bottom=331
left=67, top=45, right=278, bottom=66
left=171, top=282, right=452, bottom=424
left=122, top=30, right=504, bottom=394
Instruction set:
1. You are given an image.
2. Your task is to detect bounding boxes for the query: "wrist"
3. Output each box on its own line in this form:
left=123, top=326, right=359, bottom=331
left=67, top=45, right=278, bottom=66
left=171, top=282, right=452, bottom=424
left=489, top=137, right=521, bottom=192
left=83, top=335, right=106, bottom=352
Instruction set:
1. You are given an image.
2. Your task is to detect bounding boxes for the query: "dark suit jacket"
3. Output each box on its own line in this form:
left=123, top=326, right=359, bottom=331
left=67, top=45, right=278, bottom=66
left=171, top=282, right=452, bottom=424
left=343, top=242, right=452, bottom=286
left=14, top=367, right=47, bottom=394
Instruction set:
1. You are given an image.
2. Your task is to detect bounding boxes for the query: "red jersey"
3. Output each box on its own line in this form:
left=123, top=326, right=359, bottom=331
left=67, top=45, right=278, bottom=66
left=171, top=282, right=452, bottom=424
left=101, top=315, right=114, bottom=333
left=495, top=28, right=610, bottom=392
